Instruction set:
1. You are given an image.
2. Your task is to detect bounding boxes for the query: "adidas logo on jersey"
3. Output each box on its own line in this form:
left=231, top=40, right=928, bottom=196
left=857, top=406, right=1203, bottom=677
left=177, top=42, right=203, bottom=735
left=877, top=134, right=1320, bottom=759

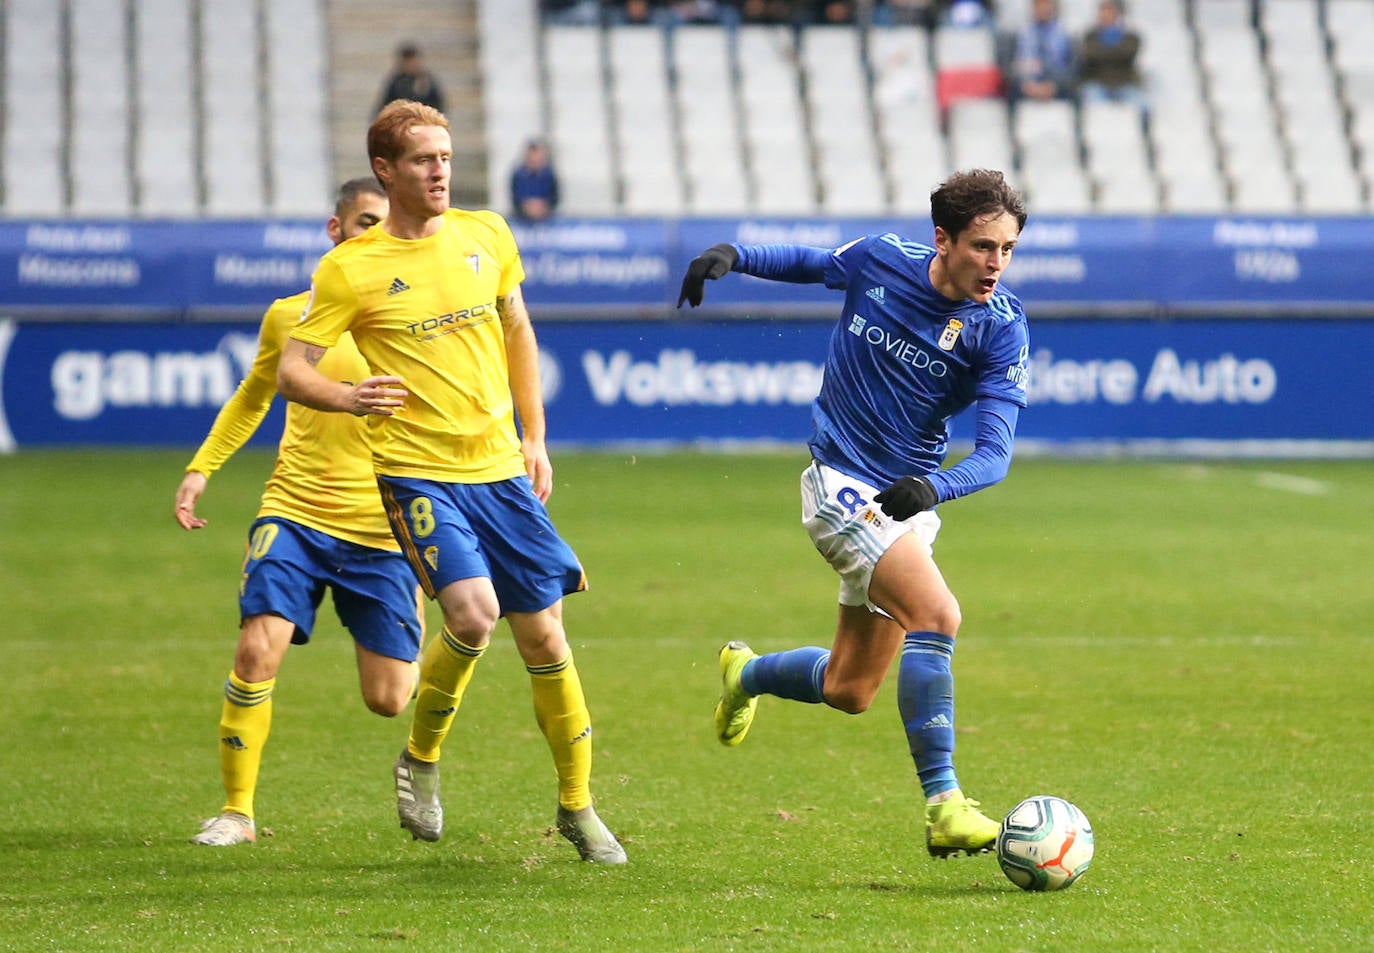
left=866, top=286, right=886, bottom=303
left=387, top=277, right=411, bottom=296
left=220, top=735, right=248, bottom=751
left=922, top=713, right=953, bottom=731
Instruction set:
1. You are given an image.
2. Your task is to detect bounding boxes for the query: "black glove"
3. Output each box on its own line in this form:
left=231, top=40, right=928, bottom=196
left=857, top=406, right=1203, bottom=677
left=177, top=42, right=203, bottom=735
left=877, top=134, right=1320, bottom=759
left=677, top=243, right=739, bottom=308
left=873, top=476, right=938, bottom=521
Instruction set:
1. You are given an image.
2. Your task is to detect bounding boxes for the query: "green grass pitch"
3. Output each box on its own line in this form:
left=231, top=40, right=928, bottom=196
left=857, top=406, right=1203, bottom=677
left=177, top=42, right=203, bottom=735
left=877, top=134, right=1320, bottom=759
left=1, top=448, right=1371, bottom=952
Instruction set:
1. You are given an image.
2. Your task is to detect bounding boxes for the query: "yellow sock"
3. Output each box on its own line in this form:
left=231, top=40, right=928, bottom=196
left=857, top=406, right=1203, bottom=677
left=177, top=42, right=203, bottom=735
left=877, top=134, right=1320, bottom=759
left=218, top=670, right=274, bottom=819
left=528, top=655, right=593, bottom=811
left=407, top=626, right=484, bottom=763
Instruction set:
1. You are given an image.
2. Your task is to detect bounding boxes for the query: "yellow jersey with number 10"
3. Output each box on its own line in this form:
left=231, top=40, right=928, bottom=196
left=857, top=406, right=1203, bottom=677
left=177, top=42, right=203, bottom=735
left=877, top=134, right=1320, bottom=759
left=292, top=208, right=528, bottom=484
left=186, top=291, right=398, bottom=550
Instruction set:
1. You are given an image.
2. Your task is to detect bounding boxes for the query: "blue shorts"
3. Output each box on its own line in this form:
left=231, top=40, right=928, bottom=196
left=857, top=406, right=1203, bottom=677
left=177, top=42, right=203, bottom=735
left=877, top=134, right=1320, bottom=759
left=377, top=474, right=587, bottom=615
left=239, top=517, right=422, bottom=662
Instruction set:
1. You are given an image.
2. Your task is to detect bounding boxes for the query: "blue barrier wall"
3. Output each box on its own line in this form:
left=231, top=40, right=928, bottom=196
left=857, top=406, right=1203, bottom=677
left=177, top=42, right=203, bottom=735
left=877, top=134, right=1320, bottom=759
left=3, top=215, right=1372, bottom=318
left=3, top=316, right=1370, bottom=453
left=2, top=215, right=1370, bottom=453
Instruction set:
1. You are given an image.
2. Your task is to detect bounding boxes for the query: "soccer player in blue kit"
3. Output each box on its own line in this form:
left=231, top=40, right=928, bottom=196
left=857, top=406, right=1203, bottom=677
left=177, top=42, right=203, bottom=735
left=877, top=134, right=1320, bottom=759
left=677, top=169, right=1030, bottom=859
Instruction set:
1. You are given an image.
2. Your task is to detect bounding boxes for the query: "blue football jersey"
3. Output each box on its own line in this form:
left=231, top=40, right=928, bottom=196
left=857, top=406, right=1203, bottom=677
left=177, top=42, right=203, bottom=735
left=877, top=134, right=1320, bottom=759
left=809, top=233, right=1030, bottom=487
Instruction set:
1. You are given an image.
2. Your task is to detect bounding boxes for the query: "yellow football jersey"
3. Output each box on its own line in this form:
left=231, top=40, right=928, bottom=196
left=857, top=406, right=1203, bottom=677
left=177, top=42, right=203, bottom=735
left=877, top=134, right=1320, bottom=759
left=291, top=208, right=528, bottom=483
left=186, top=291, right=398, bottom=551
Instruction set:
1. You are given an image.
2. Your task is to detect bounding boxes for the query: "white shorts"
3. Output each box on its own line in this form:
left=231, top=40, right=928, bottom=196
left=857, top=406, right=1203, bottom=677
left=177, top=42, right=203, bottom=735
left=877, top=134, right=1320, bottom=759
left=800, top=461, right=941, bottom=610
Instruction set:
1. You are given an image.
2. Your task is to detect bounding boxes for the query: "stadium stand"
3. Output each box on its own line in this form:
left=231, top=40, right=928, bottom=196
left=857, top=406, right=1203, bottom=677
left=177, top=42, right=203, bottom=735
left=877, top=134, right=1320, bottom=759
left=544, top=24, right=620, bottom=214
left=672, top=25, right=752, bottom=215
left=3, top=0, right=1372, bottom=219
left=199, top=0, right=268, bottom=217
left=134, top=0, right=201, bottom=216
left=802, top=26, right=888, bottom=215
left=4, top=0, right=67, bottom=216
left=608, top=25, right=687, bottom=215
left=490, top=0, right=1372, bottom=216
left=478, top=0, right=544, bottom=214
left=70, top=0, right=135, bottom=217
left=265, top=0, right=333, bottom=216
left=737, top=24, right=819, bottom=215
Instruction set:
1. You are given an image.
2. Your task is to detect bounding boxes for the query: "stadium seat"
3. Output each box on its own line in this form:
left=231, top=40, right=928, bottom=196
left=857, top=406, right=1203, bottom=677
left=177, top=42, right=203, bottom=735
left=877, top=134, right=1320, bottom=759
left=869, top=26, right=933, bottom=111
left=934, top=66, right=1004, bottom=115
left=947, top=99, right=1014, bottom=174
left=1229, top=166, right=1299, bottom=214
left=932, top=24, right=996, bottom=70
left=1192, top=0, right=1254, bottom=33
left=1022, top=168, right=1093, bottom=215
left=4, top=0, right=66, bottom=215
left=1162, top=171, right=1229, bottom=215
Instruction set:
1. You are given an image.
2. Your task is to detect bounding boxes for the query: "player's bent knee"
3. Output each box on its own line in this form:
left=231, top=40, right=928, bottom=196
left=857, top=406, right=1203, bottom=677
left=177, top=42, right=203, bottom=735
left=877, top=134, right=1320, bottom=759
left=823, top=683, right=878, bottom=715
left=363, top=692, right=409, bottom=718
left=910, top=603, right=962, bottom=637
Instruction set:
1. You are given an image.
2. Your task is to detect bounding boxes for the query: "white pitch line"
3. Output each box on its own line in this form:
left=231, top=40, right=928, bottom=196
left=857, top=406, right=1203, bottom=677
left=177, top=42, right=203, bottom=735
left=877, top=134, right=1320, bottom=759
left=1253, top=471, right=1333, bottom=496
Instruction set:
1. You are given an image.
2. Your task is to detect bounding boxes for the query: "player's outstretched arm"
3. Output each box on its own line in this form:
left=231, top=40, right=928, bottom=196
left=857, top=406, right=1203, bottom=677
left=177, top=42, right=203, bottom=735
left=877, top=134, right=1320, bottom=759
left=278, top=337, right=408, bottom=416
left=174, top=471, right=209, bottom=530
left=677, top=243, right=739, bottom=308
left=174, top=305, right=291, bottom=530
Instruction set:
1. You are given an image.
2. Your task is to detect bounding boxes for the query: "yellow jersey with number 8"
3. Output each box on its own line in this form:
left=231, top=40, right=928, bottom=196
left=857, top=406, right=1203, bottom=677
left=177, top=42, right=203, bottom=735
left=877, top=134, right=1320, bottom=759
left=292, top=208, right=528, bottom=484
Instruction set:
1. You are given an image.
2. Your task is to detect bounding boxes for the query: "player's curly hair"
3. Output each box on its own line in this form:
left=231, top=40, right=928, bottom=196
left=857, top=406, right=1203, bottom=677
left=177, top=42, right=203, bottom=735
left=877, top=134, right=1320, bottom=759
left=367, top=99, right=449, bottom=164
left=930, top=169, right=1027, bottom=240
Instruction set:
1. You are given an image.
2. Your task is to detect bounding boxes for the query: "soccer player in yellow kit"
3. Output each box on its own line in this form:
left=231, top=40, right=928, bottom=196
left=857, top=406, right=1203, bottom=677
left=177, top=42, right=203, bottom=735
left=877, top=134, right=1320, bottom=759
left=277, top=100, right=625, bottom=864
left=176, top=179, right=424, bottom=847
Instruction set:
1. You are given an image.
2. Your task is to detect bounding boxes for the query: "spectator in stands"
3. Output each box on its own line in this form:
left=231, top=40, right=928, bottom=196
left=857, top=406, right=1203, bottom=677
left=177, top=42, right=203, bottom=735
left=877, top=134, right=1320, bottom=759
left=813, top=0, right=857, bottom=25
left=872, top=0, right=993, bottom=29
left=873, top=0, right=937, bottom=28
left=942, top=0, right=993, bottom=28
left=542, top=0, right=606, bottom=25
left=1077, top=0, right=1146, bottom=110
left=669, top=0, right=733, bottom=23
left=610, top=0, right=736, bottom=26
left=510, top=139, right=561, bottom=222
left=616, top=0, right=667, bottom=24
left=740, top=0, right=805, bottom=25
left=374, top=43, right=446, bottom=117
left=1009, top=0, right=1075, bottom=102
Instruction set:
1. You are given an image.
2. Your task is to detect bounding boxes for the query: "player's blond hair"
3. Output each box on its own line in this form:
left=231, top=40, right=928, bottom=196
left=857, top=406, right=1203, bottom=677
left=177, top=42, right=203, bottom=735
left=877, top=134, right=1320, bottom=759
left=367, top=100, right=450, bottom=164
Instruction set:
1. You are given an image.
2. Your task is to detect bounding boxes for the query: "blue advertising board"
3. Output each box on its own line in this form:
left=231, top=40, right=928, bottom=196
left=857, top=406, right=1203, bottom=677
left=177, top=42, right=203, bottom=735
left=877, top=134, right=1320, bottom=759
left=0, top=320, right=283, bottom=450
left=2, top=216, right=1371, bottom=317
left=3, top=316, right=1370, bottom=454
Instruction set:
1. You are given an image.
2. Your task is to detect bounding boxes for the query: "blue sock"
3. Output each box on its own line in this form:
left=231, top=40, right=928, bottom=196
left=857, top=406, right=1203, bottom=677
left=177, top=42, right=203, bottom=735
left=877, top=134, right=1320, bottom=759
left=897, top=631, right=959, bottom=797
left=741, top=647, right=829, bottom=704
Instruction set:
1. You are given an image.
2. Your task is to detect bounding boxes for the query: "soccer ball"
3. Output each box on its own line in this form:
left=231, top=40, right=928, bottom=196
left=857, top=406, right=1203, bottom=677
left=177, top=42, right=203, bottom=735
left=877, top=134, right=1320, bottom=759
left=996, top=795, right=1094, bottom=891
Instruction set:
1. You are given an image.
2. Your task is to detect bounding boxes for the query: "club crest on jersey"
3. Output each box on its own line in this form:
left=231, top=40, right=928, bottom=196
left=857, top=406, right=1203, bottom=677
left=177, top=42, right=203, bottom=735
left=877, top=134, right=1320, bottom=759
left=467, top=253, right=480, bottom=274
left=424, top=546, right=439, bottom=571
left=937, top=318, right=964, bottom=351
